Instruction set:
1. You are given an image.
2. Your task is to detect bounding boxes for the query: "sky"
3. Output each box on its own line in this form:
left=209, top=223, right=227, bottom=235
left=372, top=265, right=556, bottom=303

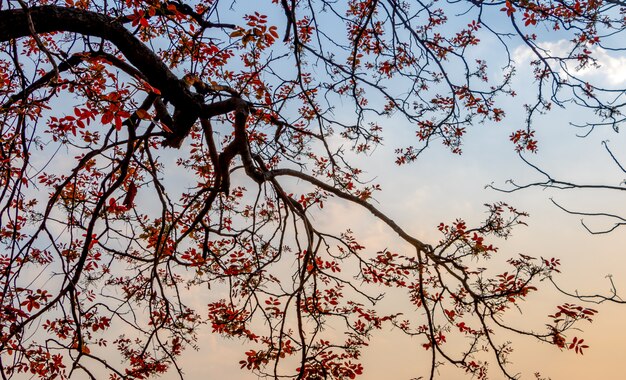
left=175, top=123, right=626, bottom=378
left=171, top=38, right=626, bottom=379
left=6, top=3, right=626, bottom=379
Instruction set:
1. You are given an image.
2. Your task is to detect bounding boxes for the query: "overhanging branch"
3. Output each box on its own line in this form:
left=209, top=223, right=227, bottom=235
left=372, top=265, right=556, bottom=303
left=0, top=5, right=240, bottom=146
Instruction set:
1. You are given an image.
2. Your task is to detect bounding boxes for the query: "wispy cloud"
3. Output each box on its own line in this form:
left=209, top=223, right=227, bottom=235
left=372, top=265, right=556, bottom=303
left=513, top=39, right=626, bottom=86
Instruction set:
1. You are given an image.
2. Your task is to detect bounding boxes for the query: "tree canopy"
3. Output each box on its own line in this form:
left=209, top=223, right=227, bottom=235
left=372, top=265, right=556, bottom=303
left=1, top=0, right=625, bottom=379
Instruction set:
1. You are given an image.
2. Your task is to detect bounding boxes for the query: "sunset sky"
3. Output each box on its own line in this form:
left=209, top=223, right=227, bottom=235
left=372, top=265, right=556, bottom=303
left=6, top=2, right=626, bottom=379
left=173, top=38, right=626, bottom=379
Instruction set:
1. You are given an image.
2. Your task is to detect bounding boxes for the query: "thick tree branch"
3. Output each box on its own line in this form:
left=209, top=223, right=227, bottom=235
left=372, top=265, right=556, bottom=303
left=0, top=5, right=240, bottom=147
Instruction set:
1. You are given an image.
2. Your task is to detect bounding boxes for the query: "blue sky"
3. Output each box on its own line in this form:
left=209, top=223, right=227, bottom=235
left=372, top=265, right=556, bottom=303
left=7, top=2, right=626, bottom=378
left=172, top=32, right=626, bottom=379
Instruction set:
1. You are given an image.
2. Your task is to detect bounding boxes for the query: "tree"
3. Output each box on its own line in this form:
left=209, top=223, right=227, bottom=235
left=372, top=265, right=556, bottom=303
left=0, top=0, right=622, bottom=379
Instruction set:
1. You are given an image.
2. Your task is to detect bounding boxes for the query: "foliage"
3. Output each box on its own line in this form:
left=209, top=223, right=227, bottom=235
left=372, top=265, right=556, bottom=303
left=0, top=0, right=623, bottom=378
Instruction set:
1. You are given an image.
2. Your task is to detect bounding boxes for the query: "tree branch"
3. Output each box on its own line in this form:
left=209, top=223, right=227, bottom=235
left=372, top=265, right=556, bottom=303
left=0, top=5, right=240, bottom=147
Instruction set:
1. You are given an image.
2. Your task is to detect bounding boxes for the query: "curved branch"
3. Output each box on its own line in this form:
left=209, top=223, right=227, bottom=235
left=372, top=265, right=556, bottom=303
left=0, top=5, right=240, bottom=146
left=267, top=168, right=430, bottom=253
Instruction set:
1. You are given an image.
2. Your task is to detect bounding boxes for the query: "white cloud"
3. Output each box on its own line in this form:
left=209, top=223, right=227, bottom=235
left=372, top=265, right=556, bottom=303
left=513, top=39, right=626, bottom=86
